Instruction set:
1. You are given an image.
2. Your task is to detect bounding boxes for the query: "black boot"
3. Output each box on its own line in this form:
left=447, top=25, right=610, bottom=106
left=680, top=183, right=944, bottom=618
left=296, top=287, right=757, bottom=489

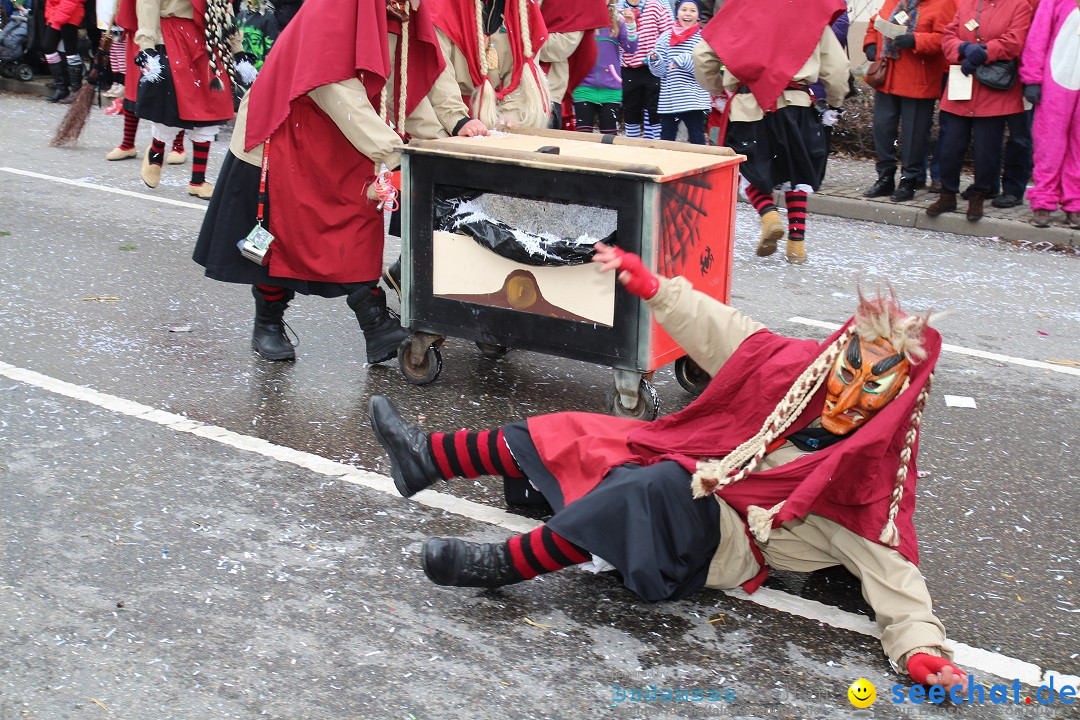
left=45, top=61, right=69, bottom=103
left=58, top=60, right=83, bottom=105
left=251, top=286, right=296, bottom=361
left=422, top=537, right=525, bottom=588
left=890, top=177, right=919, bottom=202
left=863, top=172, right=895, bottom=198
left=369, top=395, right=442, bottom=497
left=347, top=283, right=409, bottom=364
left=382, top=257, right=402, bottom=299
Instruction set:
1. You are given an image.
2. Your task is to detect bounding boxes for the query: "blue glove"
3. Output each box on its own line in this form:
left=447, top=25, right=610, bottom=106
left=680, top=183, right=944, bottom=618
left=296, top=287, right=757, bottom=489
left=865, top=43, right=877, bottom=62
left=893, top=34, right=916, bottom=50
left=963, top=43, right=988, bottom=65
left=1023, top=83, right=1041, bottom=105
left=961, top=57, right=979, bottom=76
left=957, top=41, right=971, bottom=61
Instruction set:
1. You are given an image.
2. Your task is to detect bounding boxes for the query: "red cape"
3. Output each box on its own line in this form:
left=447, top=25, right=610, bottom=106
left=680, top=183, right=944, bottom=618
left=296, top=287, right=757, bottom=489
left=528, top=320, right=941, bottom=590
left=244, top=0, right=444, bottom=151
left=429, top=0, right=548, bottom=100
left=701, top=0, right=845, bottom=112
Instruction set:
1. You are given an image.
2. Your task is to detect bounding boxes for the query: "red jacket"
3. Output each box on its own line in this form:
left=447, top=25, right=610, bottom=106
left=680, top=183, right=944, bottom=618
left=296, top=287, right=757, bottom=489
left=864, top=0, right=958, bottom=98
left=45, top=0, right=85, bottom=29
left=939, top=0, right=1034, bottom=117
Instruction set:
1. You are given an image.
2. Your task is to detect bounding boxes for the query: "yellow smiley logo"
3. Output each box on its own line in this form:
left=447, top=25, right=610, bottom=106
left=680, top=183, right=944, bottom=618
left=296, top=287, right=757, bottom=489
left=848, top=678, right=876, bottom=708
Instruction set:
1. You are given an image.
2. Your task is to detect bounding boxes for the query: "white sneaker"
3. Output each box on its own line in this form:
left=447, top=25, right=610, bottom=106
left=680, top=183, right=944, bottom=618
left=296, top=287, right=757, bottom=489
left=103, top=83, right=125, bottom=98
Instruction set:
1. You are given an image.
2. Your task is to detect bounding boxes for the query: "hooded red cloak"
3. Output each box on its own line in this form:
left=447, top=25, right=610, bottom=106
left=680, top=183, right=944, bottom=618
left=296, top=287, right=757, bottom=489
left=701, top=0, right=845, bottom=113
left=526, top=319, right=941, bottom=591
left=428, top=0, right=548, bottom=101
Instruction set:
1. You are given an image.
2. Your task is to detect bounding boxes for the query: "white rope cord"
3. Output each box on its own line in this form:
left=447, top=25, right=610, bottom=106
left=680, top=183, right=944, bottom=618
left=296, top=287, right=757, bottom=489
left=475, top=0, right=488, bottom=74
left=879, top=372, right=934, bottom=546
left=691, top=327, right=857, bottom=499
left=518, top=0, right=532, bottom=59
left=398, top=17, right=409, bottom=132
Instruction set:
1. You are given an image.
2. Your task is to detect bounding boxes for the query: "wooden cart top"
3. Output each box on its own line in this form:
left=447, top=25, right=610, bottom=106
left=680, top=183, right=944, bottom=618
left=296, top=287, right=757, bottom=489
left=400, top=127, right=744, bottom=181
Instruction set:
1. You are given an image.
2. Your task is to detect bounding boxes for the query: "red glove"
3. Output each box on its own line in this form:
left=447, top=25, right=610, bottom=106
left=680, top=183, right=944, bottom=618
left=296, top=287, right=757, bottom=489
left=389, top=170, right=401, bottom=193
left=609, top=247, right=659, bottom=300
left=907, top=653, right=967, bottom=687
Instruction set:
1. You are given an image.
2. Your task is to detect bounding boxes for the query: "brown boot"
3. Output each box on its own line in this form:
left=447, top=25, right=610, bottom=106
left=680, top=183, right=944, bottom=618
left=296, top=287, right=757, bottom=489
left=1030, top=209, right=1052, bottom=228
left=925, top=190, right=957, bottom=217
left=965, top=191, right=985, bottom=222
left=756, top=209, right=784, bottom=257
left=784, top=238, right=807, bottom=265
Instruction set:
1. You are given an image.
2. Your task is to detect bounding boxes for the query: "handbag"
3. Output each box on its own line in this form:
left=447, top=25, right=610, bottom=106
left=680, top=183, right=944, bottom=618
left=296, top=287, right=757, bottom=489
left=865, top=57, right=889, bottom=88
left=974, top=59, right=1018, bottom=91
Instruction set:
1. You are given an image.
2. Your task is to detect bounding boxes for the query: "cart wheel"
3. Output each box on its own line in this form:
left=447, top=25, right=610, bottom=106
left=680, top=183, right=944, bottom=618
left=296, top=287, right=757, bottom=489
left=0, top=63, right=14, bottom=79
left=397, top=338, right=442, bottom=385
left=606, top=378, right=660, bottom=421
left=15, top=64, right=34, bottom=82
left=674, top=356, right=711, bottom=396
left=475, top=341, right=510, bottom=359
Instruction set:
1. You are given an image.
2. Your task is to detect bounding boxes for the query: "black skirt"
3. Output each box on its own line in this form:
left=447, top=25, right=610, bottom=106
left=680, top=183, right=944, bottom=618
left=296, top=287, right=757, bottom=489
left=502, top=422, right=721, bottom=603
left=192, top=151, right=357, bottom=298
left=134, top=45, right=220, bottom=129
left=725, top=105, right=828, bottom=192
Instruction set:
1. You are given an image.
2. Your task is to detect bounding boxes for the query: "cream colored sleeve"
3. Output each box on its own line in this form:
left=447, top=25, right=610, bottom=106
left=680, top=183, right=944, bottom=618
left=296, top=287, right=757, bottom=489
left=436, top=28, right=477, bottom=97
left=387, top=32, right=470, bottom=139
left=308, top=78, right=404, bottom=170
left=692, top=39, right=726, bottom=96
left=134, top=0, right=162, bottom=49
left=644, top=276, right=765, bottom=377
left=765, top=516, right=953, bottom=667
left=817, top=26, right=850, bottom=109
left=538, top=30, right=583, bottom=61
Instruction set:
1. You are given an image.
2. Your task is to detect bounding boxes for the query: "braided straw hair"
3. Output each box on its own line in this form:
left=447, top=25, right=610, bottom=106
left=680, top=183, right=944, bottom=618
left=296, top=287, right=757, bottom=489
left=382, top=17, right=411, bottom=132
left=471, top=0, right=499, bottom=127
left=204, top=0, right=237, bottom=91
left=692, top=288, right=935, bottom=548
left=513, top=0, right=551, bottom=127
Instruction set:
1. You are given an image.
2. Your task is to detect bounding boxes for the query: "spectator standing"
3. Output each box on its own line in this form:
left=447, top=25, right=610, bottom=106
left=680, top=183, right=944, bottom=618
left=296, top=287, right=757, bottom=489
left=1019, top=0, right=1080, bottom=228
left=862, top=0, right=957, bottom=202
left=926, top=0, right=1033, bottom=221
left=573, top=1, right=637, bottom=136
left=41, top=0, right=84, bottom=103
left=648, top=0, right=709, bottom=144
left=537, top=0, right=612, bottom=128
left=618, top=0, right=673, bottom=138
left=693, top=0, right=848, bottom=265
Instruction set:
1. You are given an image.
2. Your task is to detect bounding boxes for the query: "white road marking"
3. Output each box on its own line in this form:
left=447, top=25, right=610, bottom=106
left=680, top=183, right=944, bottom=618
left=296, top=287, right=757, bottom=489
left=1, top=357, right=1075, bottom=689
left=0, top=166, right=206, bottom=210
left=789, top=316, right=1080, bottom=377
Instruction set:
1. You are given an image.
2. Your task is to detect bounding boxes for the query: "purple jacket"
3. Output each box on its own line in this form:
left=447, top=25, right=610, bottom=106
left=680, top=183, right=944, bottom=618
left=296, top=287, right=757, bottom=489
left=579, top=22, right=638, bottom=91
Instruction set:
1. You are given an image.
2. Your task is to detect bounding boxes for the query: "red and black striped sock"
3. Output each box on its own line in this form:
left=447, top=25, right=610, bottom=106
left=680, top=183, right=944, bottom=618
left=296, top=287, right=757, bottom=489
left=148, top=137, right=166, bottom=166
left=507, top=525, right=590, bottom=580
left=745, top=184, right=777, bottom=216
left=428, top=428, right=524, bottom=479
left=190, top=140, right=210, bottom=185
left=171, top=130, right=185, bottom=154
left=785, top=190, right=808, bottom=240
left=119, top=109, right=138, bottom=151
left=255, top=284, right=288, bottom=302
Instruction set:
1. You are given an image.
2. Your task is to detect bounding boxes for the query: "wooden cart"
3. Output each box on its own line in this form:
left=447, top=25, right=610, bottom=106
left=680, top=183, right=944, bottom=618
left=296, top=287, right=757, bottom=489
left=396, top=128, right=744, bottom=420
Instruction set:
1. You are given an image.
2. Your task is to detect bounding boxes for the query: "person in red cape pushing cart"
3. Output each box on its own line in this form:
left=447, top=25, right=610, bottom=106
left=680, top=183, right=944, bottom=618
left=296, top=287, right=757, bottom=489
left=371, top=242, right=969, bottom=693
left=193, top=0, right=487, bottom=365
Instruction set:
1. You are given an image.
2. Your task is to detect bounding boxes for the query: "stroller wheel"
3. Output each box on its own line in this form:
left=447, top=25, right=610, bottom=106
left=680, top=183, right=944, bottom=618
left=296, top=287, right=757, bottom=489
left=15, top=64, right=33, bottom=82
left=0, top=62, right=15, bottom=79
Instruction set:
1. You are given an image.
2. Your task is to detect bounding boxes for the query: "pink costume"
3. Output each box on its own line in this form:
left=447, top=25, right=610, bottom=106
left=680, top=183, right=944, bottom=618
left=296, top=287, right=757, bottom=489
left=1020, top=0, right=1080, bottom=212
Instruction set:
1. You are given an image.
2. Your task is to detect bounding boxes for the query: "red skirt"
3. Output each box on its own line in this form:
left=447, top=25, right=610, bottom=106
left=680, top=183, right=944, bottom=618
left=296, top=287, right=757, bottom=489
left=160, top=16, right=233, bottom=123
left=266, top=96, right=384, bottom=283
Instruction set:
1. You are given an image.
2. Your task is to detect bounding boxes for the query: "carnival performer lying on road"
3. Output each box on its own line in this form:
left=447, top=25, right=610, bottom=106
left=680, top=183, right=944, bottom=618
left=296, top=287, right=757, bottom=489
left=370, top=241, right=968, bottom=691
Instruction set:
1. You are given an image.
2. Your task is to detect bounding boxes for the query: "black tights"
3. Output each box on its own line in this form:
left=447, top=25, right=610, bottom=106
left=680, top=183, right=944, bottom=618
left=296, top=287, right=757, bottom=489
left=43, top=25, right=80, bottom=56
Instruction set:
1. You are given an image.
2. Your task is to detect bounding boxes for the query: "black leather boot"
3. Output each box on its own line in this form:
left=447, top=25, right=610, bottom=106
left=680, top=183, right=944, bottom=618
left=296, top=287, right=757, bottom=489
left=347, top=283, right=409, bottom=364
left=422, top=537, right=525, bottom=588
left=251, top=285, right=296, bottom=360
left=369, top=395, right=442, bottom=497
left=890, top=177, right=919, bottom=202
left=382, top=257, right=402, bottom=298
left=58, top=60, right=83, bottom=105
left=863, top=172, right=895, bottom=198
left=45, top=61, right=69, bottom=103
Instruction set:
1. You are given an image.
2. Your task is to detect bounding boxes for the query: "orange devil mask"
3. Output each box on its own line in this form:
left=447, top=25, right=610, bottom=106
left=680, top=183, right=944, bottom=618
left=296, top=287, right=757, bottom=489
left=821, top=335, right=911, bottom=435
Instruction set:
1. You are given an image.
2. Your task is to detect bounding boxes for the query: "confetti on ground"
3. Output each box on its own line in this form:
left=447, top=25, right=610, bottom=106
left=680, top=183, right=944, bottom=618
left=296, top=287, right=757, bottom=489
left=944, top=395, right=977, bottom=409
left=1037, top=330, right=1050, bottom=336
left=168, top=326, right=192, bottom=333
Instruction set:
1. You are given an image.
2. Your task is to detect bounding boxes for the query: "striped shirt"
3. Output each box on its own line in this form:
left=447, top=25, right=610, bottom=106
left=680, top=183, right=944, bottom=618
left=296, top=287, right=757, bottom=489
left=648, top=28, right=711, bottom=113
left=618, top=0, right=674, bottom=68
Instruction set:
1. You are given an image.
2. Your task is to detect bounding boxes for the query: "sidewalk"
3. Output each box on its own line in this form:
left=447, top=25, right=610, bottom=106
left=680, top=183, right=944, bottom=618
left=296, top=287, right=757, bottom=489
left=814, top=154, right=1079, bottom=249
left=4, top=74, right=1078, bottom=248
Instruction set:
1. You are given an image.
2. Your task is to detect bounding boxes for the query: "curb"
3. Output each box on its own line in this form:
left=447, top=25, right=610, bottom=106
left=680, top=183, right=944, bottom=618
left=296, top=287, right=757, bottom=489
left=807, top=193, right=1079, bottom=248
left=0, top=76, right=50, bottom=97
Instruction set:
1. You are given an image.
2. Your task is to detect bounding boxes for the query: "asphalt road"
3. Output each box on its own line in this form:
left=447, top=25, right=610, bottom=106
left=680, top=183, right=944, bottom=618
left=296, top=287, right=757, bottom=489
left=1, top=90, right=1078, bottom=720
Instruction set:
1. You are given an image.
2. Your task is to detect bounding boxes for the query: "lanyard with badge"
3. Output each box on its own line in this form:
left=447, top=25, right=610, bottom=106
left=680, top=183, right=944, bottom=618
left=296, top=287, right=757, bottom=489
left=239, top=140, right=274, bottom=265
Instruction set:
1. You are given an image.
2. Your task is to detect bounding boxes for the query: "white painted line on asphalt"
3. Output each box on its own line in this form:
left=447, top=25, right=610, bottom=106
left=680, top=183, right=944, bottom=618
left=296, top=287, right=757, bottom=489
left=0, top=166, right=206, bottom=210
left=1, top=357, right=1075, bottom=688
left=789, top=316, right=1080, bottom=377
